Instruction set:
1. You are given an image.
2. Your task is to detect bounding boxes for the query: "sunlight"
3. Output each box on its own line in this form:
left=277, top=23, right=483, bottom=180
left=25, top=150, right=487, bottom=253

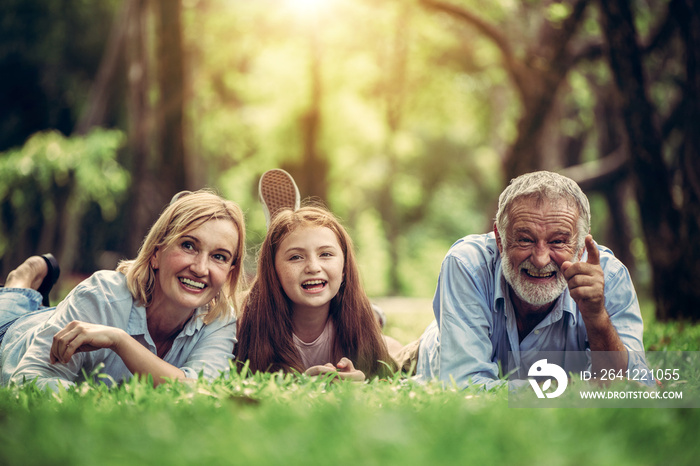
left=285, top=0, right=334, bottom=18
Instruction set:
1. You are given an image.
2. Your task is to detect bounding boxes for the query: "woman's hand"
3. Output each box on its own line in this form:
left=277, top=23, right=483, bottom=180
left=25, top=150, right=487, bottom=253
left=304, top=357, right=365, bottom=381
left=50, top=321, right=126, bottom=364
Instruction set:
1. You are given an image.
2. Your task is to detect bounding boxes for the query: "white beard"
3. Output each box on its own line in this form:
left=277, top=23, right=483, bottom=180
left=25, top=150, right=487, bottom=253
left=500, top=252, right=575, bottom=307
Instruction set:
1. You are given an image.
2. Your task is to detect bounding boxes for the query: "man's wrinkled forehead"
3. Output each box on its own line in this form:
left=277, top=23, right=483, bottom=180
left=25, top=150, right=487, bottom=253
left=507, top=194, right=580, bottom=217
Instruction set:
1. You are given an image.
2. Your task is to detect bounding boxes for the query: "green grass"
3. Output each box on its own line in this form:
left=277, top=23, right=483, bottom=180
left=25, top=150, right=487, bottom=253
left=1, top=370, right=698, bottom=466
left=1, top=305, right=699, bottom=466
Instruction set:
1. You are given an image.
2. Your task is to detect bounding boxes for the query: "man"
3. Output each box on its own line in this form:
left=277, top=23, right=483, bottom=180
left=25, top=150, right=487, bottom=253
left=416, top=171, right=648, bottom=389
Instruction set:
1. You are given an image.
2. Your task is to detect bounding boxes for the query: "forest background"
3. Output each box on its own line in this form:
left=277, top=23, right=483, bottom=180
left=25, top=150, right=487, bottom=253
left=1, top=0, right=699, bottom=326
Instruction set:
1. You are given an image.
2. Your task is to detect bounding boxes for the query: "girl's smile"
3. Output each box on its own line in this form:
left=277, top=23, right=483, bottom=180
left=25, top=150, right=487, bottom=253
left=275, top=226, right=344, bottom=315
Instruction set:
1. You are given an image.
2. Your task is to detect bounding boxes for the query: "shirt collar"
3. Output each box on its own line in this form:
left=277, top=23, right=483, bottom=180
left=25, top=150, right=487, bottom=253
left=494, top=256, right=507, bottom=313
left=179, top=307, right=207, bottom=337
left=126, top=303, right=148, bottom=336
left=126, top=304, right=207, bottom=338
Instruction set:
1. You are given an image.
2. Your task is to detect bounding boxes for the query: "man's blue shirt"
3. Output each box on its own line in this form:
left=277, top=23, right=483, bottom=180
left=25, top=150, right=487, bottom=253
left=416, top=232, right=647, bottom=389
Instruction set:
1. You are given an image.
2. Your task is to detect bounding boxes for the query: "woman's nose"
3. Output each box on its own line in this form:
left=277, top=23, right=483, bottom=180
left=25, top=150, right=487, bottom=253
left=190, top=254, right=208, bottom=275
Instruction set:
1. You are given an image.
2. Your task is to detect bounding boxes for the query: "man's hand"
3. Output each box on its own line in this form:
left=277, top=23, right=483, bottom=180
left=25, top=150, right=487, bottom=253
left=562, top=235, right=626, bottom=361
left=561, top=234, right=605, bottom=320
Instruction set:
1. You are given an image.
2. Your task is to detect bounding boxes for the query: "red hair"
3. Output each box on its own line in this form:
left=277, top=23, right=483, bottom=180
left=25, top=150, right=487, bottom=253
left=235, top=206, right=395, bottom=378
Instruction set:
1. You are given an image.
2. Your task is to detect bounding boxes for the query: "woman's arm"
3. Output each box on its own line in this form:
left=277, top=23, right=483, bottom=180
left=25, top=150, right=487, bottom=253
left=50, top=321, right=187, bottom=386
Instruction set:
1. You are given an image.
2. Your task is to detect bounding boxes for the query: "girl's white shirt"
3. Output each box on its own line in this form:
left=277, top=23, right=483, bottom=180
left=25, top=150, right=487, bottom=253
left=292, top=318, right=334, bottom=369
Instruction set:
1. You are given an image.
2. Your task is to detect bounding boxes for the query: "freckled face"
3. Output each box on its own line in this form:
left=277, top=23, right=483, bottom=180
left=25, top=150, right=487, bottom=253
left=274, top=226, right=344, bottom=316
left=151, top=219, right=238, bottom=315
left=497, top=198, right=580, bottom=307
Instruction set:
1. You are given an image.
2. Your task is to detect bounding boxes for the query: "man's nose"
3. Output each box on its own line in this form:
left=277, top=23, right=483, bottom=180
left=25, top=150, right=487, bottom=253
left=530, top=243, right=551, bottom=269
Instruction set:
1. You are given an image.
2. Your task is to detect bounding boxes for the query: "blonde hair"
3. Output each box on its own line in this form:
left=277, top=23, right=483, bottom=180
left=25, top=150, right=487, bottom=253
left=116, top=190, right=246, bottom=324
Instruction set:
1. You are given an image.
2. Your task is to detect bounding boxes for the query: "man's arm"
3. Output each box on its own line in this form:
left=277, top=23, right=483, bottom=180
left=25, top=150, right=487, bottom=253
left=432, top=252, right=504, bottom=390
left=562, top=235, right=628, bottom=373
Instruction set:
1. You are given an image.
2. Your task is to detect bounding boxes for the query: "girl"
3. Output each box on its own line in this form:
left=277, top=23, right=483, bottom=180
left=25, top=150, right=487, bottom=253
left=235, top=206, right=396, bottom=380
left=0, top=190, right=245, bottom=390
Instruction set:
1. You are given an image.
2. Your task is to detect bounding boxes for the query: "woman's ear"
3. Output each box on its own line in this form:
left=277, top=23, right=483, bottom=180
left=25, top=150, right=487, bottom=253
left=150, top=247, right=160, bottom=270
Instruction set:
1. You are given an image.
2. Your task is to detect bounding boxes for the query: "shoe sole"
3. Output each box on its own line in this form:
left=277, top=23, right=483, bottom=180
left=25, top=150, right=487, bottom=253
left=259, top=169, right=300, bottom=224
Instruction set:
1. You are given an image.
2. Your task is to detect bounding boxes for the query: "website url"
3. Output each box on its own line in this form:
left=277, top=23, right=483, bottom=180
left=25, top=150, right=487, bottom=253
left=580, top=391, right=683, bottom=400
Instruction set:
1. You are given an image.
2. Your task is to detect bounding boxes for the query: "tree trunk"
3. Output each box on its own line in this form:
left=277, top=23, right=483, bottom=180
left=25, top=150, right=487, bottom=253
left=598, top=0, right=700, bottom=321
left=289, top=22, right=328, bottom=203
left=154, top=0, right=187, bottom=198
left=125, top=0, right=158, bottom=253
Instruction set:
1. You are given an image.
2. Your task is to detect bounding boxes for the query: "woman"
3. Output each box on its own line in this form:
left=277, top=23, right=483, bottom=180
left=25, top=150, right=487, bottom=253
left=0, top=190, right=245, bottom=391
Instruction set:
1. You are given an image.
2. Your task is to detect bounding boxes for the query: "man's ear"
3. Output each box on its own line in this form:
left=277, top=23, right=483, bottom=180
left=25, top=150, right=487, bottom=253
left=494, top=223, right=503, bottom=253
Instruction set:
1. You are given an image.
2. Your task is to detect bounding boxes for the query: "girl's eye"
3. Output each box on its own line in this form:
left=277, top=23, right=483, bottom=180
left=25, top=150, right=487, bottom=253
left=289, top=254, right=302, bottom=261
left=320, top=252, right=333, bottom=257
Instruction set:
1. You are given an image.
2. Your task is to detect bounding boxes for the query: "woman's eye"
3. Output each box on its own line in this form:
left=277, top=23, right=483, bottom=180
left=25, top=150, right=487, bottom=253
left=182, top=241, right=195, bottom=250
left=213, top=253, right=227, bottom=262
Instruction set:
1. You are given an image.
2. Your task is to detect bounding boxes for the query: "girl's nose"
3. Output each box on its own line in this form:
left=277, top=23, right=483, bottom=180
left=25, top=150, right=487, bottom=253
left=304, top=257, right=321, bottom=273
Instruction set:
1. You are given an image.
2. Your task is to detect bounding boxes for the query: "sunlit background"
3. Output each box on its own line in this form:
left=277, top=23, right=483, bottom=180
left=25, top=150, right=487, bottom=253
left=1, top=0, right=697, bottom=321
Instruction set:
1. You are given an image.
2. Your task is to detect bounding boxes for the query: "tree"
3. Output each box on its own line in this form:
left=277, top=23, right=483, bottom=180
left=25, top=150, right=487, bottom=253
left=418, top=0, right=700, bottom=319
left=76, top=0, right=189, bottom=256
left=598, top=0, right=700, bottom=321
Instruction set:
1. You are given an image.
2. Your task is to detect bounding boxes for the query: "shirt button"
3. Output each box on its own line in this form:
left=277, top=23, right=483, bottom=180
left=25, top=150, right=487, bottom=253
left=534, top=330, right=541, bottom=335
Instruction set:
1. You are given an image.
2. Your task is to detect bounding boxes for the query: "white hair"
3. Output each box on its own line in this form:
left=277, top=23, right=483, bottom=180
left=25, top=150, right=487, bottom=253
left=495, top=171, right=590, bottom=252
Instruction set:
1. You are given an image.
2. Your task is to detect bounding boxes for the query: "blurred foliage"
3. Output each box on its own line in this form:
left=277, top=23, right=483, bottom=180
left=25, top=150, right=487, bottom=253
left=0, top=0, right=120, bottom=150
left=2, top=0, right=691, bottom=301
left=0, top=129, right=129, bottom=275
left=183, top=0, right=507, bottom=295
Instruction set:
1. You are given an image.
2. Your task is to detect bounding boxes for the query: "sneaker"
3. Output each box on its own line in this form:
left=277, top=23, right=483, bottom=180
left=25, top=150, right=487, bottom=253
left=372, top=303, right=386, bottom=330
left=258, top=169, right=300, bottom=227
left=170, top=190, right=193, bottom=205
